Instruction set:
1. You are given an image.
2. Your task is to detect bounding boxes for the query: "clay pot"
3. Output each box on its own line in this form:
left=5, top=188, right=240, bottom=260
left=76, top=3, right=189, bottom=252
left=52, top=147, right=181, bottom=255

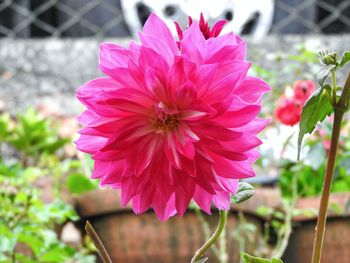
left=283, top=193, right=350, bottom=263
left=75, top=188, right=280, bottom=263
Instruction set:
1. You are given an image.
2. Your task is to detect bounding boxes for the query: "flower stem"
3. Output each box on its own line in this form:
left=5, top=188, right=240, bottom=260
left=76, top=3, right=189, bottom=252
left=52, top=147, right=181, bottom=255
left=191, top=210, right=228, bottom=263
left=194, top=206, right=220, bottom=257
left=331, top=70, right=337, bottom=106
left=311, top=72, right=350, bottom=263
left=219, top=211, right=228, bottom=263
left=85, top=221, right=112, bottom=263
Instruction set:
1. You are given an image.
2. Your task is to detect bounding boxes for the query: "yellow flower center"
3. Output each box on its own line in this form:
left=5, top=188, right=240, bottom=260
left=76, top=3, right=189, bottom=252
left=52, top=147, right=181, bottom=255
left=153, top=102, right=179, bottom=132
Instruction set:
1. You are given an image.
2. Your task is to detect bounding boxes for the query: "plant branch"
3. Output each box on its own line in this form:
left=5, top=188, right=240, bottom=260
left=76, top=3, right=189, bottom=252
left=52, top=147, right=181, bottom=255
left=85, top=221, right=112, bottom=263
left=311, top=72, right=350, bottom=263
left=191, top=210, right=228, bottom=263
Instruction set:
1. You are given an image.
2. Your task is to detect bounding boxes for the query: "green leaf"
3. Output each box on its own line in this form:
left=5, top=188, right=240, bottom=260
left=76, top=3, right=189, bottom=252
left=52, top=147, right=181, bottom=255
left=41, top=247, right=70, bottom=262
left=242, top=253, right=272, bottom=263
left=297, top=87, right=334, bottom=161
left=242, top=253, right=284, bottom=263
left=339, top=51, right=350, bottom=67
left=231, top=182, right=254, bottom=204
left=317, top=65, right=336, bottom=87
left=255, top=206, right=273, bottom=217
left=332, top=181, right=350, bottom=193
left=66, top=173, right=97, bottom=195
left=18, top=234, right=43, bottom=256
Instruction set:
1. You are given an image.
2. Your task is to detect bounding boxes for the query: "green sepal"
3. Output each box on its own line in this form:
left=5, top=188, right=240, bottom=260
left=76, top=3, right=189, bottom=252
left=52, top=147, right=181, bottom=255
left=231, top=182, right=255, bottom=204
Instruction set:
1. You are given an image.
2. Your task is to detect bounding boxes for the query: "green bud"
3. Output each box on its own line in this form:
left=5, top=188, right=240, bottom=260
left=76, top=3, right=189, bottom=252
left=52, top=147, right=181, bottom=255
left=319, top=50, right=338, bottom=66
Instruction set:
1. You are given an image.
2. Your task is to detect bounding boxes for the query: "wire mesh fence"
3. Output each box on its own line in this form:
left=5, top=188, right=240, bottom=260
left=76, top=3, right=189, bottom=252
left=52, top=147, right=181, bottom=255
left=0, top=0, right=349, bottom=38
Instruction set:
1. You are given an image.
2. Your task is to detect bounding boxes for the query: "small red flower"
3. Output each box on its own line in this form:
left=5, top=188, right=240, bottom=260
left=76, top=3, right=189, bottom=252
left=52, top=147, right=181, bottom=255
left=275, top=96, right=302, bottom=126
left=293, top=80, right=316, bottom=102
left=275, top=80, right=316, bottom=126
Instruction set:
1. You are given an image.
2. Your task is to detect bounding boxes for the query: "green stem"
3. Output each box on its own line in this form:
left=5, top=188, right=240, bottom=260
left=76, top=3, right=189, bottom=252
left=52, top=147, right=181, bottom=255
left=219, top=211, right=228, bottom=263
left=11, top=249, right=16, bottom=263
left=191, top=210, right=228, bottom=263
left=194, top=207, right=220, bottom=257
left=331, top=70, right=337, bottom=106
left=311, top=72, right=350, bottom=263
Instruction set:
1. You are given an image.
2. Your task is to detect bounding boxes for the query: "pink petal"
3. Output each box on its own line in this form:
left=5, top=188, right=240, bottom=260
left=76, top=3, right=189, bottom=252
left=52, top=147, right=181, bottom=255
left=213, top=105, right=261, bottom=128
left=143, top=13, right=178, bottom=54
left=213, top=191, right=231, bottom=210
left=181, top=22, right=207, bottom=65
left=193, top=185, right=212, bottom=214
left=205, top=43, right=247, bottom=64
left=152, top=191, right=176, bottom=221
left=234, top=77, right=271, bottom=104
left=211, top=20, right=228, bottom=37
left=99, top=43, right=139, bottom=69
left=175, top=177, right=195, bottom=216
left=75, top=135, right=107, bottom=154
left=139, top=32, right=175, bottom=66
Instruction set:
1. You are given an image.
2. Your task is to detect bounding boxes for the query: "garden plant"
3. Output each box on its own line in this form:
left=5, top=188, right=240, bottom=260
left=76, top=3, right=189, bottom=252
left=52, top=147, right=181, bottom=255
left=0, top=109, right=96, bottom=262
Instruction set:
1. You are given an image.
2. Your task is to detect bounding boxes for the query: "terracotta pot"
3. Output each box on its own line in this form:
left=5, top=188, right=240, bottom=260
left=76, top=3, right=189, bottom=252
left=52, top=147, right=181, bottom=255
left=283, top=193, right=350, bottom=263
left=75, top=188, right=280, bottom=263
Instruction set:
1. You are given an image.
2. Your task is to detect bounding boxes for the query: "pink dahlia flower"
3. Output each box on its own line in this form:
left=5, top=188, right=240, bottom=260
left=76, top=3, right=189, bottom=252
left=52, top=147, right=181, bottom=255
left=76, top=13, right=270, bottom=221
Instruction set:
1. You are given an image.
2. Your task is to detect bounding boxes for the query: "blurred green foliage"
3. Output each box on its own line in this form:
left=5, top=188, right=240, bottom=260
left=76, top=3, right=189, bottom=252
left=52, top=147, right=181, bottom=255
left=279, top=128, right=350, bottom=199
left=0, top=109, right=97, bottom=262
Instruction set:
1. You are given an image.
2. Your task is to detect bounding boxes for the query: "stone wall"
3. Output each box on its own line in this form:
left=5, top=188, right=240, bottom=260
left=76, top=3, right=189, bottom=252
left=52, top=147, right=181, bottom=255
left=0, top=35, right=349, bottom=115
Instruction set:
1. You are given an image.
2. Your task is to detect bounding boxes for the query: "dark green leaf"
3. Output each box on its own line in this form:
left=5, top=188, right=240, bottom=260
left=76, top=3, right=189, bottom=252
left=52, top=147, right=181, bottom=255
left=297, top=87, right=334, bottom=161
left=339, top=51, right=350, bottom=67
left=231, top=182, right=254, bottom=204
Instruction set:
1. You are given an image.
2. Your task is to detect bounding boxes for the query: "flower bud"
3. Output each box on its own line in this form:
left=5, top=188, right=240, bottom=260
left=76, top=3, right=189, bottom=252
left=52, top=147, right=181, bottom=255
left=319, top=50, right=338, bottom=66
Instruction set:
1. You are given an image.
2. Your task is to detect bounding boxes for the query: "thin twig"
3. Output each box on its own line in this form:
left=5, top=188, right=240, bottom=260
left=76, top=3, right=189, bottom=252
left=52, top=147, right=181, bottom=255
left=85, top=221, right=112, bottom=263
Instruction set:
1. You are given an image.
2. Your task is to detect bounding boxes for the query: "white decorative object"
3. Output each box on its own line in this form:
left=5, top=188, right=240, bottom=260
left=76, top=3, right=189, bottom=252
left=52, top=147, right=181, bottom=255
left=121, top=0, right=275, bottom=39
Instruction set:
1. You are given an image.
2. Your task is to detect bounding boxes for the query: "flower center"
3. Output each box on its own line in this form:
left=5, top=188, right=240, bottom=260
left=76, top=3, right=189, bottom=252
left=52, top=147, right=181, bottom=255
left=153, top=102, right=179, bottom=132
left=156, top=114, right=179, bottom=131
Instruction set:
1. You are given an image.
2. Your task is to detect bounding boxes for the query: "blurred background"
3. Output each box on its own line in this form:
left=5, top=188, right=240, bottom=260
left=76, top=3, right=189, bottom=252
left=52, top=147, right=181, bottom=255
left=1, top=0, right=350, bottom=38
left=1, top=1, right=350, bottom=263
